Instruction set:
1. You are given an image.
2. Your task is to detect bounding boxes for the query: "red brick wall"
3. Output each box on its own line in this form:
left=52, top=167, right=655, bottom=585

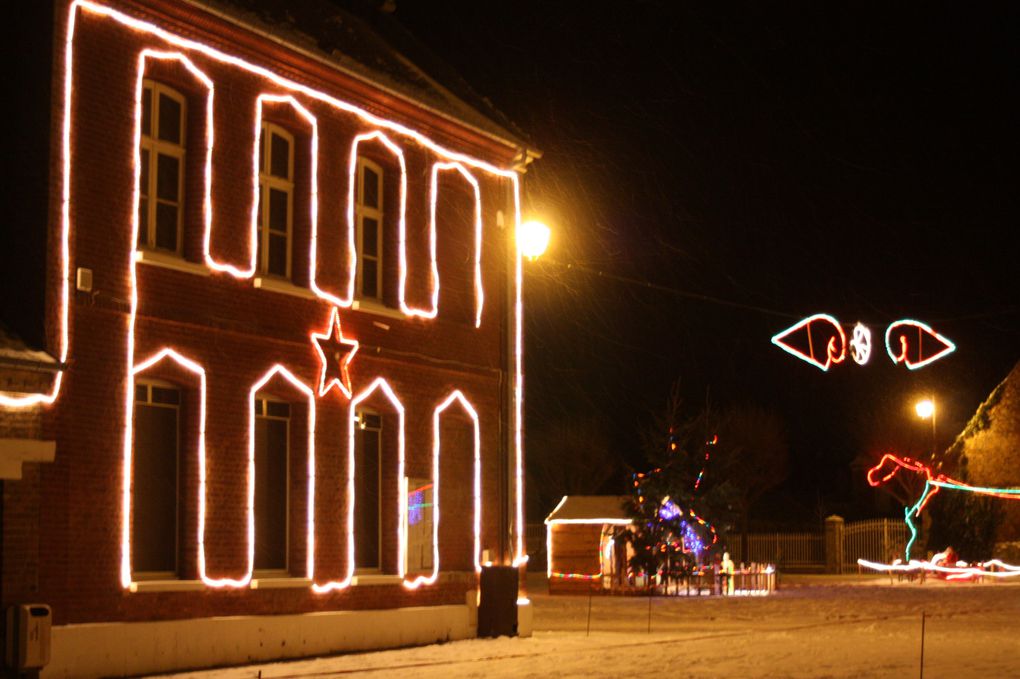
left=1, top=0, right=522, bottom=626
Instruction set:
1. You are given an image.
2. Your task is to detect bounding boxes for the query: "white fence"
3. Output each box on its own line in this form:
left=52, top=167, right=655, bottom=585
left=732, top=518, right=906, bottom=573
left=730, top=532, right=824, bottom=570
left=843, top=518, right=907, bottom=569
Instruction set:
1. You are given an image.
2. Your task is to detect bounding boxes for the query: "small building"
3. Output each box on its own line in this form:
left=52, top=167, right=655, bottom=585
left=544, top=495, right=631, bottom=594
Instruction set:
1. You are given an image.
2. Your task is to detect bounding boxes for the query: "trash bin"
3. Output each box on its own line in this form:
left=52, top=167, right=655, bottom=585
left=477, top=565, right=518, bottom=637
left=5, top=604, right=51, bottom=670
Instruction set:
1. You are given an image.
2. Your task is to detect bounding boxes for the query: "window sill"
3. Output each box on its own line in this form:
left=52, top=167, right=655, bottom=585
left=251, top=577, right=312, bottom=590
left=253, top=276, right=318, bottom=299
left=352, top=573, right=403, bottom=586
left=128, top=579, right=206, bottom=593
left=351, top=299, right=406, bottom=320
left=134, top=249, right=211, bottom=277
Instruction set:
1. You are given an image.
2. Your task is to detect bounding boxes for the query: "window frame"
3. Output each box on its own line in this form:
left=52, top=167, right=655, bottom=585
left=354, top=156, right=385, bottom=301
left=258, top=122, right=295, bottom=280
left=253, top=394, right=291, bottom=576
left=354, top=409, right=383, bottom=573
left=132, top=379, right=181, bottom=580
left=138, top=80, right=186, bottom=255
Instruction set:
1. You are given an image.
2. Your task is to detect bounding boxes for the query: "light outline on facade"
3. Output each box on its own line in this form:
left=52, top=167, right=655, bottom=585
left=310, top=306, right=359, bottom=399
left=402, top=390, right=481, bottom=589
left=313, top=377, right=406, bottom=593
left=29, top=1, right=529, bottom=588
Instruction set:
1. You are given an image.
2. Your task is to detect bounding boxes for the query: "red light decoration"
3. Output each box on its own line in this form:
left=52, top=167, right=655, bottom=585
left=770, top=314, right=846, bottom=372
left=884, top=319, right=956, bottom=370
left=311, top=307, right=359, bottom=399
left=867, top=453, right=1020, bottom=561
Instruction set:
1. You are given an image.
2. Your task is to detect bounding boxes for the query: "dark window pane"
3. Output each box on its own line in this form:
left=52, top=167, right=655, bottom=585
left=268, top=233, right=287, bottom=277
left=138, top=198, right=148, bottom=247
left=269, top=188, right=288, bottom=233
left=361, top=259, right=378, bottom=299
left=259, top=129, right=265, bottom=172
left=355, top=426, right=380, bottom=569
left=155, top=203, right=178, bottom=251
left=158, top=93, right=182, bottom=144
left=266, top=401, right=290, bottom=418
left=362, top=165, right=379, bottom=208
left=270, top=132, right=290, bottom=179
left=141, top=87, right=152, bottom=137
left=156, top=154, right=179, bottom=202
left=135, top=384, right=148, bottom=402
left=363, top=413, right=381, bottom=429
left=132, top=401, right=178, bottom=573
left=254, top=416, right=288, bottom=571
left=152, top=386, right=180, bottom=405
left=139, top=149, right=150, bottom=199
left=362, top=217, right=378, bottom=256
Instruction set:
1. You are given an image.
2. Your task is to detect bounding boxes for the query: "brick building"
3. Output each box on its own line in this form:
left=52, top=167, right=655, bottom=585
left=0, top=1, right=536, bottom=675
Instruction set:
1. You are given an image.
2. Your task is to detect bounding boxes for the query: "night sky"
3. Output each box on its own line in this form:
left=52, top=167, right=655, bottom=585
left=393, top=2, right=1019, bottom=525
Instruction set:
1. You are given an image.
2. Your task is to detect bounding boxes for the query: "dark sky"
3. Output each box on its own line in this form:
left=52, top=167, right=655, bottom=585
left=393, top=2, right=1019, bottom=523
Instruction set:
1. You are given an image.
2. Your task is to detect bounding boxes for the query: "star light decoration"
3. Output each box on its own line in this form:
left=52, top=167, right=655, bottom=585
left=311, top=307, right=359, bottom=399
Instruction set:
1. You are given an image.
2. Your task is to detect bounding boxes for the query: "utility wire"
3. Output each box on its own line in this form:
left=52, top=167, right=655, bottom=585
left=535, top=257, right=800, bottom=319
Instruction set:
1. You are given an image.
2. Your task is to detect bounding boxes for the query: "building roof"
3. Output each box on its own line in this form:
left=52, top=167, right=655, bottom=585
left=190, top=0, right=534, bottom=153
left=545, top=495, right=632, bottom=524
left=0, top=323, right=56, bottom=370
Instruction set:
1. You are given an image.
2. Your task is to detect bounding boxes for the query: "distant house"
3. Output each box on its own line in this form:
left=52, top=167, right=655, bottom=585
left=946, top=360, right=1020, bottom=551
left=0, top=0, right=537, bottom=675
left=544, top=495, right=631, bottom=594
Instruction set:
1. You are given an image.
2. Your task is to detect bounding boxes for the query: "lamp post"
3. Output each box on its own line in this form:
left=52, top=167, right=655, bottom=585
left=915, top=397, right=937, bottom=461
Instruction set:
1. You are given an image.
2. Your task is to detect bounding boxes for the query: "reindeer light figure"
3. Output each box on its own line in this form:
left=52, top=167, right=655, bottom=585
left=867, top=453, right=1020, bottom=562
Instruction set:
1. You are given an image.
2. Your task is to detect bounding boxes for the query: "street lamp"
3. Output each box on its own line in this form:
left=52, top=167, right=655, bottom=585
left=518, top=220, right=551, bottom=260
left=915, top=397, right=937, bottom=461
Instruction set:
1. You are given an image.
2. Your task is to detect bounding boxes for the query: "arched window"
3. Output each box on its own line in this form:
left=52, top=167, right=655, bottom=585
left=132, top=381, right=181, bottom=576
left=138, top=81, right=186, bottom=253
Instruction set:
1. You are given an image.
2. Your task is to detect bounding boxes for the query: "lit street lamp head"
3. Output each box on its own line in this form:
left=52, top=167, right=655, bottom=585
left=519, top=220, right=551, bottom=260
left=915, top=399, right=935, bottom=419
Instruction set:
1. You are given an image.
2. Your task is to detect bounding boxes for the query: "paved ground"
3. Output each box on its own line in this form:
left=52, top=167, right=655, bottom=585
left=158, top=573, right=1020, bottom=678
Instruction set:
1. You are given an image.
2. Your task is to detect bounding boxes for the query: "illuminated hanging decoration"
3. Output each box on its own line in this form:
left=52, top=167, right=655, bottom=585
left=885, top=319, right=957, bottom=370
left=773, top=316, right=955, bottom=370
left=37, top=0, right=532, bottom=590
left=849, top=322, right=872, bottom=365
left=866, top=453, right=1020, bottom=562
left=311, top=307, right=359, bottom=399
left=770, top=313, right=846, bottom=372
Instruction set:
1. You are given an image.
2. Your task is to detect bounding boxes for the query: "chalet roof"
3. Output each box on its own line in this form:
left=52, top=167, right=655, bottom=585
left=190, top=0, right=533, bottom=153
left=545, top=495, right=632, bottom=524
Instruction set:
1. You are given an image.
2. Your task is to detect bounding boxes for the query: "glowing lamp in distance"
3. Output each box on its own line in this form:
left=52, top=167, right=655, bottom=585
left=519, top=220, right=551, bottom=260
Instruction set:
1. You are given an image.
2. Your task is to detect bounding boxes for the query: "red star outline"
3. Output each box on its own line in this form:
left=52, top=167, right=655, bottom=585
left=311, top=307, right=359, bottom=398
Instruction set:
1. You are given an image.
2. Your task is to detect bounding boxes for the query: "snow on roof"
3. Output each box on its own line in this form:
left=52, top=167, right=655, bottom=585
left=544, top=495, right=632, bottom=524
left=0, top=323, right=55, bottom=367
left=191, top=0, right=533, bottom=152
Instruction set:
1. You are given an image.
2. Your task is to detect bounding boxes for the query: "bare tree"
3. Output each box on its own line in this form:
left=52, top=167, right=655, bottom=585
left=711, top=404, right=789, bottom=542
left=527, top=417, right=620, bottom=517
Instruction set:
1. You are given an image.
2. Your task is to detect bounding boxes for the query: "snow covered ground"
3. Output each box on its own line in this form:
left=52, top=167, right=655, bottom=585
left=156, top=573, right=1020, bottom=678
